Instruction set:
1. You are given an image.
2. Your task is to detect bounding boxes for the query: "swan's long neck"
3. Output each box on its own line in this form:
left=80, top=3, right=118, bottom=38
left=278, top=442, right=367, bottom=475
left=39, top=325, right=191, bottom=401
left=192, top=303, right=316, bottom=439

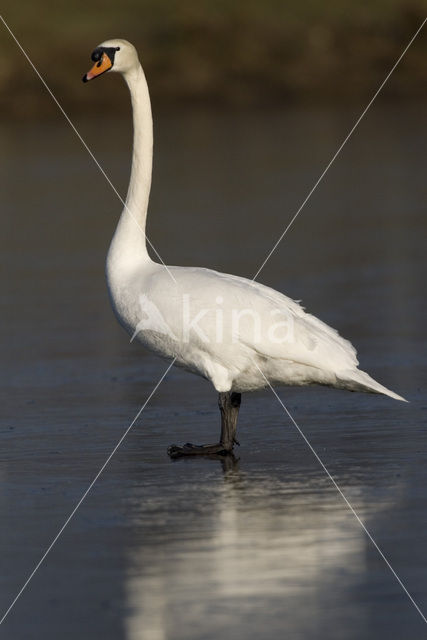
left=107, top=64, right=153, bottom=271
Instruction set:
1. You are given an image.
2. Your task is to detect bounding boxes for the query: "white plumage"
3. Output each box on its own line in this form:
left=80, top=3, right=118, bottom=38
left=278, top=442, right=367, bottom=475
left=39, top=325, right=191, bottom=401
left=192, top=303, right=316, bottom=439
left=83, top=39, right=405, bottom=456
left=108, top=261, right=404, bottom=401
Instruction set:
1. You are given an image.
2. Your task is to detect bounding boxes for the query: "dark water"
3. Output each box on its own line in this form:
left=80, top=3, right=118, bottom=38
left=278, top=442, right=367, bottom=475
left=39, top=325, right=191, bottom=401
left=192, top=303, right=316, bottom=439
left=1, top=104, right=426, bottom=639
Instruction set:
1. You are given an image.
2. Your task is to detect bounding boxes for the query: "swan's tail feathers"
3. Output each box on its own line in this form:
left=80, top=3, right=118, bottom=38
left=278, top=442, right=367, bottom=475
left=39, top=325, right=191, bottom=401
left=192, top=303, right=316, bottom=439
left=336, top=369, right=408, bottom=402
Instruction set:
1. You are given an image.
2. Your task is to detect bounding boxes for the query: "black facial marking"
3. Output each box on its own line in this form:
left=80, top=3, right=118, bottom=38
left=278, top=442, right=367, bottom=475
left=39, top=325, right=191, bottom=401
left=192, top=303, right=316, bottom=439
left=90, top=46, right=120, bottom=66
left=91, top=48, right=102, bottom=63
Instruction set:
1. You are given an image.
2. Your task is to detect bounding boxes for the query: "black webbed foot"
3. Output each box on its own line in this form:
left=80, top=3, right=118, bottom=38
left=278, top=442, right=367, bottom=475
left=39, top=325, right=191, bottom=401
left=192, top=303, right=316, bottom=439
left=167, top=442, right=232, bottom=459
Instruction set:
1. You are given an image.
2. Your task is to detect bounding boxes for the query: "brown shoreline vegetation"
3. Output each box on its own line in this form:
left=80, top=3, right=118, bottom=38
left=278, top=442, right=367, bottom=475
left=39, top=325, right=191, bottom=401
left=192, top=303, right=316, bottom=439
left=1, top=0, right=427, bottom=119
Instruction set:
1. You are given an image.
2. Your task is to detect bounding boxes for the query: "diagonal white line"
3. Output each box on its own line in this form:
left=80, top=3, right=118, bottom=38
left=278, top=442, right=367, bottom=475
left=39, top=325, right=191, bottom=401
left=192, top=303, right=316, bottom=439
left=252, top=18, right=427, bottom=282
left=0, top=358, right=176, bottom=626
left=253, top=361, right=427, bottom=625
left=0, top=14, right=176, bottom=284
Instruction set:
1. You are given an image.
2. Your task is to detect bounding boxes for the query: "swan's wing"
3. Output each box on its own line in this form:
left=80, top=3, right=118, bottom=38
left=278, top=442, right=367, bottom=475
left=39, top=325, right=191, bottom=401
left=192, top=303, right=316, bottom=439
left=212, top=269, right=359, bottom=371
left=145, top=265, right=359, bottom=374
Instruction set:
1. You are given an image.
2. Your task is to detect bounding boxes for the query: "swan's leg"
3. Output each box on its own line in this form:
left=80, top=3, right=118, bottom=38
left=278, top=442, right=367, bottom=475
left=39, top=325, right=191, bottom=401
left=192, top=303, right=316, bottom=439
left=218, top=391, right=241, bottom=449
left=167, top=392, right=241, bottom=458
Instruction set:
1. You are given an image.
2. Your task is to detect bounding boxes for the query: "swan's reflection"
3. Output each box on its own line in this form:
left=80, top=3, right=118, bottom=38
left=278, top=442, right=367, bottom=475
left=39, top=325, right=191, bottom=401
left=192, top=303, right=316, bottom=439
left=123, top=458, right=398, bottom=640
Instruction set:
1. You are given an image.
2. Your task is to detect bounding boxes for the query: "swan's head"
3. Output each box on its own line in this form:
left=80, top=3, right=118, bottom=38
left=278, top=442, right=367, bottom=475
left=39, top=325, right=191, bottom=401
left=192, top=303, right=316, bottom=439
left=82, top=39, right=139, bottom=82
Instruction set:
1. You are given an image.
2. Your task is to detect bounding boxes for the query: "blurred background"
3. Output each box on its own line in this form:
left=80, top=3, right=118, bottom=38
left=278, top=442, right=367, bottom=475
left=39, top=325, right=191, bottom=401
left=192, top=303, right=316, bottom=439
left=1, top=3, right=427, bottom=640
left=1, top=0, right=427, bottom=116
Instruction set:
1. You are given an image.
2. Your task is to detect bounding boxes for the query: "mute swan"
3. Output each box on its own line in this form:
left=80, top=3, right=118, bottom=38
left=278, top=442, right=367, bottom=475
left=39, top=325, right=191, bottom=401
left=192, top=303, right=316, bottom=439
left=83, top=40, right=406, bottom=458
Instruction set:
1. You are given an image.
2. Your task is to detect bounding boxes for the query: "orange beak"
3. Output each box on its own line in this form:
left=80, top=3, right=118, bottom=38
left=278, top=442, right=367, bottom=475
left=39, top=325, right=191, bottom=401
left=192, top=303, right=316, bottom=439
left=82, top=52, right=112, bottom=82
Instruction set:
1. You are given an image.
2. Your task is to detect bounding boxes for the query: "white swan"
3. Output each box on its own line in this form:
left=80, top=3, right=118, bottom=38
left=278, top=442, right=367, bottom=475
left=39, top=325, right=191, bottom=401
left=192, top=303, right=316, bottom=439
left=83, top=40, right=406, bottom=457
